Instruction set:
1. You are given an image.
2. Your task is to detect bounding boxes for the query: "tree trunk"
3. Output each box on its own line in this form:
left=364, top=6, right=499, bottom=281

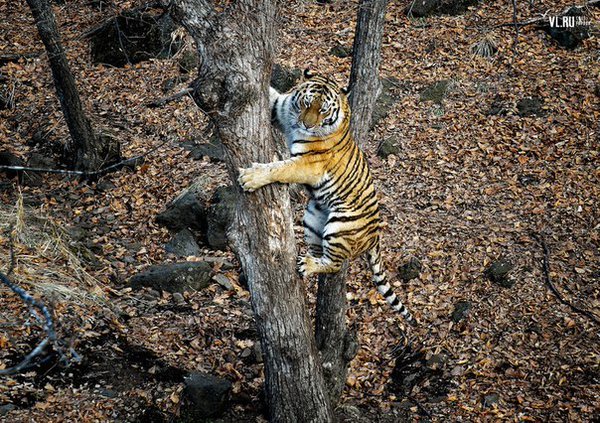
left=315, top=262, right=359, bottom=404
left=26, top=0, right=119, bottom=172
left=170, top=1, right=334, bottom=422
left=348, top=0, right=389, bottom=147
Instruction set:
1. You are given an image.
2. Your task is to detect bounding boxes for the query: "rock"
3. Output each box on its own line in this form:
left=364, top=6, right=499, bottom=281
left=213, top=273, right=233, bottom=290
left=65, top=225, right=89, bottom=242
left=397, top=257, right=422, bottom=282
left=371, top=77, right=401, bottom=129
left=451, top=300, right=471, bottom=323
left=164, top=229, right=202, bottom=257
left=206, top=185, right=237, bottom=250
left=420, top=80, right=450, bottom=104
left=539, top=6, right=592, bottom=49
left=426, top=354, right=446, bottom=370
left=96, top=180, right=117, bottom=192
left=88, top=7, right=181, bottom=67
left=329, top=43, right=352, bottom=58
left=177, top=49, right=199, bottom=74
left=485, top=259, right=515, bottom=288
left=377, top=137, right=401, bottom=158
left=129, top=262, right=213, bottom=293
left=486, top=94, right=507, bottom=116
left=450, top=365, right=465, bottom=376
left=0, top=404, right=16, bottom=416
left=408, top=0, right=480, bottom=17
left=270, top=64, right=301, bottom=93
left=483, top=393, right=499, bottom=408
left=172, top=292, right=185, bottom=304
left=23, top=152, right=55, bottom=187
left=156, top=176, right=211, bottom=231
left=0, top=150, right=24, bottom=181
left=182, top=134, right=225, bottom=162
left=98, top=388, right=118, bottom=398
left=517, top=97, right=545, bottom=117
left=182, top=372, right=232, bottom=419
left=161, top=75, right=188, bottom=93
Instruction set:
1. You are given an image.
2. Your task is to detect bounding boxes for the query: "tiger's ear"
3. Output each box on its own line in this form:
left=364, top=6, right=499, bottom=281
left=303, top=68, right=315, bottom=80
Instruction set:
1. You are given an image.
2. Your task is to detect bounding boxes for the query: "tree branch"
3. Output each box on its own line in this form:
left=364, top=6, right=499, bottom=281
left=530, top=232, right=600, bottom=326
left=0, top=272, right=60, bottom=375
left=0, top=138, right=170, bottom=178
left=147, top=87, right=193, bottom=108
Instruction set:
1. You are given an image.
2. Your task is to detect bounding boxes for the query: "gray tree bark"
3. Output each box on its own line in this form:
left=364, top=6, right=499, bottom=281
left=312, top=0, right=390, bottom=402
left=170, top=1, right=334, bottom=421
left=26, top=0, right=120, bottom=172
left=348, top=0, right=389, bottom=147
left=315, top=263, right=359, bottom=404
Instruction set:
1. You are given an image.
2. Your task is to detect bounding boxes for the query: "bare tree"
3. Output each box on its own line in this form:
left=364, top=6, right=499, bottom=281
left=348, top=0, right=389, bottom=147
left=169, top=1, right=334, bottom=421
left=26, top=0, right=120, bottom=172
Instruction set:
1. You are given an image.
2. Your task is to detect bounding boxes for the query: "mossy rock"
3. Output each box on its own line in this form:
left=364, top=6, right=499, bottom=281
left=377, top=138, right=401, bottom=158
left=420, top=80, right=450, bottom=104
left=485, top=260, right=515, bottom=288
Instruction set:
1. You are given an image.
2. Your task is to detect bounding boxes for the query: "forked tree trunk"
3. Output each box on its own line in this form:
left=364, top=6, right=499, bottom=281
left=313, top=0, right=390, bottom=402
left=348, top=0, right=389, bottom=147
left=26, top=0, right=119, bottom=171
left=170, top=1, right=334, bottom=421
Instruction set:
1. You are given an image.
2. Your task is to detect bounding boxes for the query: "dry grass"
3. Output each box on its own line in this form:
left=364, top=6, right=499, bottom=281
left=0, top=192, right=107, bottom=306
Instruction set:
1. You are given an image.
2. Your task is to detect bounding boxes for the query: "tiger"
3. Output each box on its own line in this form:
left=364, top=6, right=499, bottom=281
left=238, top=69, right=416, bottom=326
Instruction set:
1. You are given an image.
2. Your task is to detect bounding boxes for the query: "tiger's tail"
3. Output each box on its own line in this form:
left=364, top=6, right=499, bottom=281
left=367, top=242, right=417, bottom=326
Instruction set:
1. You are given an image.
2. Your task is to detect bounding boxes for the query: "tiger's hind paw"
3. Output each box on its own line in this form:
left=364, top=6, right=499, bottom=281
left=297, top=255, right=318, bottom=278
left=297, top=256, right=308, bottom=278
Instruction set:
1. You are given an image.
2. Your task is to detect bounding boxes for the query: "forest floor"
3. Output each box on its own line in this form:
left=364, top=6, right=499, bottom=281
left=1, top=0, right=599, bottom=421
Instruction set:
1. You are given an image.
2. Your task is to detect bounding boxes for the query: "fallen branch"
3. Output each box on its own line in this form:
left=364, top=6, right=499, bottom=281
left=511, top=0, right=519, bottom=51
left=0, top=138, right=170, bottom=179
left=0, top=272, right=59, bottom=375
left=0, top=52, right=41, bottom=66
left=147, top=87, right=193, bottom=108
left=530, top=232, right=600, bottom=326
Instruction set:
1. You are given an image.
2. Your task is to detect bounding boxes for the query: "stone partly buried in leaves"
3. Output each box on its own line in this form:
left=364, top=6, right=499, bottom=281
left=397, top=257, right=422, bottom=282
left=129, top=262, right=213, bottom=293
left=182, top=372, right=232, bottom=419
left=485, top=259, right=515, bottom=288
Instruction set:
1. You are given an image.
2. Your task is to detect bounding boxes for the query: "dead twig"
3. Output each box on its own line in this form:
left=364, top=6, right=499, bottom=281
left=147, top=87, right=193, bottom=108
left=511, top=0, right=519, bottom=52
left=530, top=232, right=600, bottom=326
left=6, top=225, right=16, bottom=276
left=0, top=138, right=171, bottom=178
left=0, top=272, right=62, bottom=375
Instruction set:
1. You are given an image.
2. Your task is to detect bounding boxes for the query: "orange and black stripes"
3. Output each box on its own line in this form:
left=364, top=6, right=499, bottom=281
left=239, top=71, right=417, bottom=326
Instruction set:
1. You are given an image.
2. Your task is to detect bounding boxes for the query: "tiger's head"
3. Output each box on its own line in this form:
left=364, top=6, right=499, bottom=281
left=290, top=69, right=350, bottom=136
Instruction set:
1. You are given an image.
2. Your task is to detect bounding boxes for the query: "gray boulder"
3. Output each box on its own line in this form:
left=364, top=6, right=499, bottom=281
left=164, top=229, right=202, bottom=257
left=156, top=176, right=211, bottom=231
left=182, top=372, right=232, bottom=419
left=129, top=262, right=213, bottom=293
left=271, top=64, right=301, bottom=93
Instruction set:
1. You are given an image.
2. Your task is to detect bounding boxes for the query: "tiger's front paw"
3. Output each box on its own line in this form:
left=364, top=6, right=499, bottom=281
left=297, top=255, right=317, bottom=278
left=238, top=164, right=271, bottom=192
